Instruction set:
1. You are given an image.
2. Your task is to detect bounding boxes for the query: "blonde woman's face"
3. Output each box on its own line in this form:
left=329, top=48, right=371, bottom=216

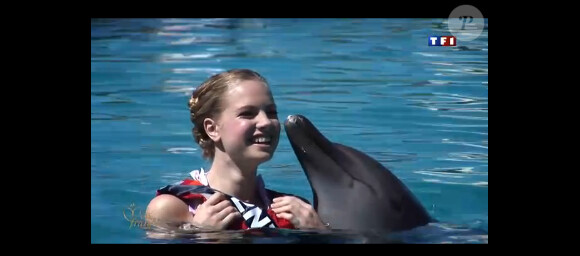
left=215, top=80, right=280, bottom=164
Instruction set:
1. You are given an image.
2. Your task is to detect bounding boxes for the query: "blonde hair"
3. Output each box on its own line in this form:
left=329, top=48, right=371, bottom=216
left=188, top=69, right=269, bottom=160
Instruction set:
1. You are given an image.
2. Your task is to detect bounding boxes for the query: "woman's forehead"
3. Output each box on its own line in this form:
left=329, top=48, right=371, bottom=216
left=228, top=79, right=268, bottom=92
left=224, top=80, right=275, bottom=107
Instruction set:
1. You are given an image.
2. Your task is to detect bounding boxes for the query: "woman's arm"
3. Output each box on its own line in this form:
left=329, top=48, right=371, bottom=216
left=145, top=194, right=195, bottom=230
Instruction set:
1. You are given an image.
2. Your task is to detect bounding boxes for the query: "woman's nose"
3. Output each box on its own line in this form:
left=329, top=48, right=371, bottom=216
left=256, top=111, right=274, bottom=128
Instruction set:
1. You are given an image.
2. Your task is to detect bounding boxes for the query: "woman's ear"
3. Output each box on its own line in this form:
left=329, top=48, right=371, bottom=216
left=204, top=118, right=220, bottom=142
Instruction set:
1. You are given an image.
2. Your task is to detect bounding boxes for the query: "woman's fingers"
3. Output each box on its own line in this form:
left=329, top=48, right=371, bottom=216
left=271, top=204, right=293, bottom=214
left=221, top=211, right=242, bottom=227
left=204, top=192, right=227, bottom=206
left=214, top=205, right=239, bottom=220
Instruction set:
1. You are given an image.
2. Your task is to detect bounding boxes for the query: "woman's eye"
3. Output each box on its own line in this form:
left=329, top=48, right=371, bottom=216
left=239, top=111, right=254, bottom=117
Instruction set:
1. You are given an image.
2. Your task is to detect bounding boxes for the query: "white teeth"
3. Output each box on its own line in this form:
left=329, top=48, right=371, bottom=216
left=253, top=137, right=271, bottom=143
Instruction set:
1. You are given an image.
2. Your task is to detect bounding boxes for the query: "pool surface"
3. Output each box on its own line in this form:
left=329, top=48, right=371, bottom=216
left=91, top=18, right=488, bottom=243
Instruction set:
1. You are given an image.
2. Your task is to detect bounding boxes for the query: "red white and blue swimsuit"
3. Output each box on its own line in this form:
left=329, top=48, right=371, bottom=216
left=155, top=168, right=296, bottom=230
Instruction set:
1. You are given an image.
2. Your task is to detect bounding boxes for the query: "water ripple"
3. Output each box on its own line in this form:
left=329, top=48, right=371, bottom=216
left=303, top=78, right=390, bottom=85
left=423, top=179, right=488, bottom=187
left=416, top=123, right=487, bottom=128
left=91, top=113, right=128, bottom=121
left=438, top=115, right=487, bottom=121
left=282, top=89, right=352, bottom=95
left=447, top=152, right=488, bottom=161
left=265, top=164, right=297, bottom=169
left=442, top=139, right=488, bottom=150
left=405, top=93, right=488, bottom=114
left=367, top=151, right=418, bottom=163
left=161, top=85, right=195, bottom=96
left=171, top=67, right=225, bottom=74
left=279, top=97, right=369, bottom=105
left=91, top=112, right=159, bottom=121
left=91, top=88, right=158, bottom=96
left=414, top=167, right=487, bottom=179
left=167, top=147, right=198, bottom=154
left=160, top=53, right=215, bottom=62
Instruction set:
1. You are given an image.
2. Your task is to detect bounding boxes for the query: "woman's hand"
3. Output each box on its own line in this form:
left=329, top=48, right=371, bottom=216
left=271, top=196, right=328, bottom=230
left=192, top=192, right=241, bottom=230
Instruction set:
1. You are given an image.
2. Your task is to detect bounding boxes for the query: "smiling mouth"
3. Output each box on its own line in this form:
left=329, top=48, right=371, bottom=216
left=251, top=135, right=272, bottom=146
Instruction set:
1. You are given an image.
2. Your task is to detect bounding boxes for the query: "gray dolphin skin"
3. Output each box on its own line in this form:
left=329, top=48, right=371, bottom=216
left=284, top=115, right=433, bottom=233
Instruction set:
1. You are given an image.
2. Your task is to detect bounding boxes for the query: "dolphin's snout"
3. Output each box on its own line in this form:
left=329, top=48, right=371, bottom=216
left=287, top=115, right=297, bottom=123
left=286, top=115, right=303, bottom=125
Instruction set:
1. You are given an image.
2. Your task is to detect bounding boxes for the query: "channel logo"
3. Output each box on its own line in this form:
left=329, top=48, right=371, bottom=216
left=429, top=36, right=456, bottom=46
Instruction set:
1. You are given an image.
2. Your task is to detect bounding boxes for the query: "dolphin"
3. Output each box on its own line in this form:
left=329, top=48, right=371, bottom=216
left=284, top=114, right=433, bottom=233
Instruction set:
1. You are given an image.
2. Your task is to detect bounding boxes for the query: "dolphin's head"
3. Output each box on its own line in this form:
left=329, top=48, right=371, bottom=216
left=284, top=115, right=431, bottom=232
left=284, top=115, right=351, bottom=198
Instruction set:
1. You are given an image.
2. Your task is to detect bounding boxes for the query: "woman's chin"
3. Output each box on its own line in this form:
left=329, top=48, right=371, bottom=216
left=246, top=149, right=275, bottom=163
left=253, top=152, right=274, bottom=163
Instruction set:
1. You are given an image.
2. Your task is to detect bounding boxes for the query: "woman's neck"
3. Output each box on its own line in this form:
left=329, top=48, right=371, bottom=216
left=206, top=153, right=259, bottom=204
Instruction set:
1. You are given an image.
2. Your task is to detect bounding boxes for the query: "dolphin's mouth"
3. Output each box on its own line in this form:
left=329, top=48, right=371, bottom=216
left=284, top=115, right=334, bottom=157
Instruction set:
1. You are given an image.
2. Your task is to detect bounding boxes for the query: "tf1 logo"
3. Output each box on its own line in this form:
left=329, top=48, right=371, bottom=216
left=429, top=36, right=456, bottom=46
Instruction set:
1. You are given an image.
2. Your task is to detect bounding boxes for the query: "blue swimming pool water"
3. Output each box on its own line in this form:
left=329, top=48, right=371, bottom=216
left=91, top=18, right=488, bottom=244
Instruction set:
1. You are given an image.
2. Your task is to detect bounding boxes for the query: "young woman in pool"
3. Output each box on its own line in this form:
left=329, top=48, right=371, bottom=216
left=146, top=69, right=328, bottom=231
